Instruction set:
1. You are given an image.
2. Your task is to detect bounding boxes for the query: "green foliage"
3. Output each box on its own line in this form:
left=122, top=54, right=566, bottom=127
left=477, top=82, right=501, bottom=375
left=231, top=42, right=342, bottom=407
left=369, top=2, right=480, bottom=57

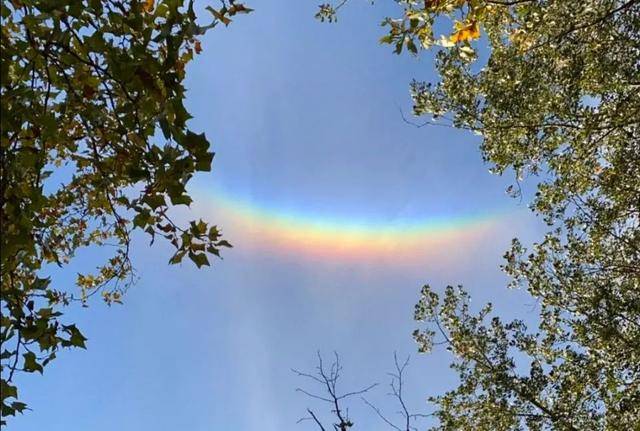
left=0, top=0, right=251, bottom=422
left=409, top=1, right=640, bottom=429
left=321, top=0, right=640, bottom=429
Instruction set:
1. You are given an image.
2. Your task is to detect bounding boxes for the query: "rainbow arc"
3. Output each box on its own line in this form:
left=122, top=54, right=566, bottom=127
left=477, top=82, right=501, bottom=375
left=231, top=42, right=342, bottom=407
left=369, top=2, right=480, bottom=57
left=198, top=186, right=505, bottom=263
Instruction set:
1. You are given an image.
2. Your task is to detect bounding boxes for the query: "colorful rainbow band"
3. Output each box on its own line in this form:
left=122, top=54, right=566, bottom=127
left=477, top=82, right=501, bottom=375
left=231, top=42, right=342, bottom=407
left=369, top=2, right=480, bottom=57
left=197, top=185, right=506, bottom=263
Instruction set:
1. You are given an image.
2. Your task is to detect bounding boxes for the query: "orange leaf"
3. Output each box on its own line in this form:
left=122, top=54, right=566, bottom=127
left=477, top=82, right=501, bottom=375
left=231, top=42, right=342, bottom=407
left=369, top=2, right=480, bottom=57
left=143, top=0, right=154, bottom=13
left=450, top=20, right=480, bottom=43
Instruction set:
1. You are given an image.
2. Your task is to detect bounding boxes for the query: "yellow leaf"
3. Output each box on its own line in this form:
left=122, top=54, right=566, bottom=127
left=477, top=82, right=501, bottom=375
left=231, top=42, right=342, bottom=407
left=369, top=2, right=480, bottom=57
left=449, top=20, right=480, bottom=43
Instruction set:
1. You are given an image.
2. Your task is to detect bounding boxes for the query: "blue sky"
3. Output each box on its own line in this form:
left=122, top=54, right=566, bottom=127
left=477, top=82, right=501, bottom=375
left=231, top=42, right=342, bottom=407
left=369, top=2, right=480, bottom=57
left=12, top=2, right=544, bottom=430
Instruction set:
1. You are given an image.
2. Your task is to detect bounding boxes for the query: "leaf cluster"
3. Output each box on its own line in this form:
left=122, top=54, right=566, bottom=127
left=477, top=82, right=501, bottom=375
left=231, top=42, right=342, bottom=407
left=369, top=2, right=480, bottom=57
left=0, top=0, right=250, bottom=421
left=403, top=1, right=640, bottom=429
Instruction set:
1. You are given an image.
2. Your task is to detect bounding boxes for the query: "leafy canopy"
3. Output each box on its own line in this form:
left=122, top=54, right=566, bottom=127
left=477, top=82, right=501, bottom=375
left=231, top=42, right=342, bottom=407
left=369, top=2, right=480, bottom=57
left=0, top=0, right=250, bottom=421
left=320, top=0, right=640, bottom=429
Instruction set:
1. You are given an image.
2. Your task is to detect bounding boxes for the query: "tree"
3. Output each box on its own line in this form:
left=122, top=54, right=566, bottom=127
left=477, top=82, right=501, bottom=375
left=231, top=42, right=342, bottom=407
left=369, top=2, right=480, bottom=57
left=0, top=0, right=251, bottom=421
left=319, top=1, right=640, bottom=429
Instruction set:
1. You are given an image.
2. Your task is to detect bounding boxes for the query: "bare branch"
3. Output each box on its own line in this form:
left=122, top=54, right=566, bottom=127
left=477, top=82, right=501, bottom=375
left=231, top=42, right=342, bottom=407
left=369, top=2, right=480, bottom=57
left=294, top=352, right=378, bottom=430
left=298, top=409, right=327, bottom=431
left=362, top=397, right=403, bottom=431
left=296, top=388, right=333, bottom=403
left=363, top=353, right=430, bottom=431
left=338, top=383, right=379, bottom=400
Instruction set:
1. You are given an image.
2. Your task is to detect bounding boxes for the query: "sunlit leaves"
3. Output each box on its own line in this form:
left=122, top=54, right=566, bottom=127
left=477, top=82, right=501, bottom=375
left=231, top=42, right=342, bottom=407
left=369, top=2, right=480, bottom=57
left=449, top=20, right=480, bottom=43
left=321, top=0, right=489, bottom=53
left=206, top=2, right=253, bottom=26
left=401, top=1, right=640, bottom=429
left=315, top=2, right=347, bottom=23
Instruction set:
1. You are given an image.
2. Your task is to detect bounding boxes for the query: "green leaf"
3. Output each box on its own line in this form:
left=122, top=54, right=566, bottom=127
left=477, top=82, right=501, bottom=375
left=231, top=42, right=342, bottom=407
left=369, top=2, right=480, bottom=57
left=64, top=325, right=87, bottom=349
left=143, top=194, right=166, bottom=210
left=169, top=250, right=186, bottom=265
left=188, top=251, right=210, bottom=268
left=217, top=240, right=232, bottom=248
left=23, top=352, right=43, bottom=374
left=11, top=401, right=28, bottom=413
left=0, top=380, right=18, bottom=401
